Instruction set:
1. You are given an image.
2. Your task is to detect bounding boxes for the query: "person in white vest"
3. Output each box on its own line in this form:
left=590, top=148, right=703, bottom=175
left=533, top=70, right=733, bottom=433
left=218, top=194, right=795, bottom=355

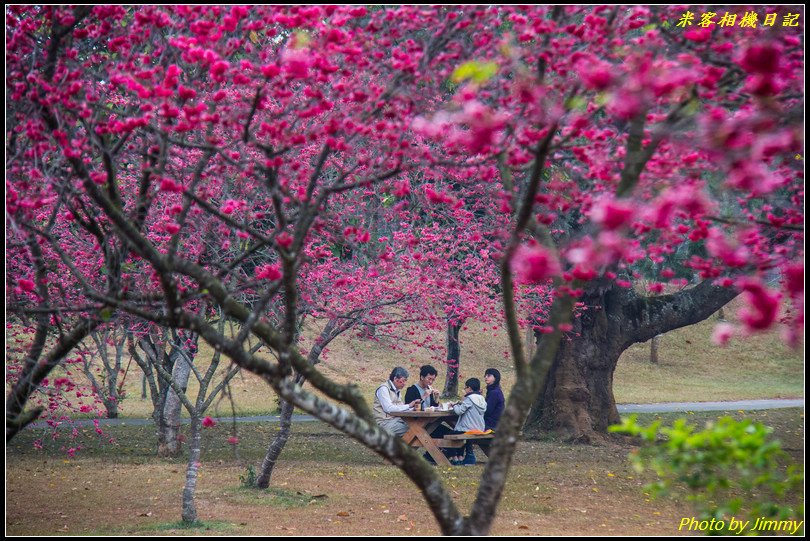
left=373, top=367, right=421, bottom=436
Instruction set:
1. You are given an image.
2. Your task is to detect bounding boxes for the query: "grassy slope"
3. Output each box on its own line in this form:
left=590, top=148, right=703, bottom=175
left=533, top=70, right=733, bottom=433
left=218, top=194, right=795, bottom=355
left=10, top=298, right=804, bottom=419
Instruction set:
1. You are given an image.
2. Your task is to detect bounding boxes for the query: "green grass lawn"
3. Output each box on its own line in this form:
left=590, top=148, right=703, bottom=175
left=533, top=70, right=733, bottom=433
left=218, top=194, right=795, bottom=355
left=613, top=315, right=804, bottom=403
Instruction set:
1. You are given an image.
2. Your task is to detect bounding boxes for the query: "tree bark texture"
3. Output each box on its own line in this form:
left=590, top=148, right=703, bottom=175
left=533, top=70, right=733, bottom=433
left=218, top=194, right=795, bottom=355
left=650, top=334, right=661, bottom=364
left=181, top=416, right=202, bottom=524
left=158, top=337, right=196, bottom=457
left=524, top=279, right=739, bottom=442
left=256, top=397, right=295, bottom=489
left=255, top=319, right=344, bottom=488
left=442, top=318, right=462, bottom=398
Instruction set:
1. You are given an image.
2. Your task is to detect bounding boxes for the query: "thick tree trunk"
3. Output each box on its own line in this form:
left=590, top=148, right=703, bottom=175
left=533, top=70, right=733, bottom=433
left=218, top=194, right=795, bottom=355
left=523, top=292, right=620, bottom=442
left=442, top=318, right=462, bottom=398
left=181, top=416, right=202, bottom=524
left=524, top=278, right=739, bottom=441
left=102, top=397, right=119, bottom=418
left=256, top=398, right=295, bottom=489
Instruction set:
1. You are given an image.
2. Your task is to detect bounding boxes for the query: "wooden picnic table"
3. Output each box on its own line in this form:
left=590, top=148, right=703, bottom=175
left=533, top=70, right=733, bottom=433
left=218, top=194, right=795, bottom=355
left=390, top=409, right=461, bottom=466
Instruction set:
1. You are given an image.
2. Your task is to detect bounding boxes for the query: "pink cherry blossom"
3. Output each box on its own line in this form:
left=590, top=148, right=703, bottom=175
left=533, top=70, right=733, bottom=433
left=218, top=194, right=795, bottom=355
left=738, top=43, right=781, bottom=75
left=282, top=48, right=312, bottom=79
left=511, top=245, right=561, bottom=284
left=256, top=264, right=282, bottom=281
left=276, top=232, right=294, bottom=249
left=737, top=278, right=782, bottom=332
left=783, top=263, right=803, bottom=296
left=590, top=197, right=635, bottom=231
left=160, top=178, right=184, bottom=193
left=18, top=278, right=36, bottom=292
left=711, top=322, right=737, bottom=346
left=684, top=27, right=712, bottom=43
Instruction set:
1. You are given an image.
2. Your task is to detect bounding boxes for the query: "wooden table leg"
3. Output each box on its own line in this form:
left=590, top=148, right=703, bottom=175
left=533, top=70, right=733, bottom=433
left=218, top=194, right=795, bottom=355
left=408, top=423, right=451, bottom=466
left=401, top=426, right=419, bottom=446
left=418, top=435, right=451, bottom=466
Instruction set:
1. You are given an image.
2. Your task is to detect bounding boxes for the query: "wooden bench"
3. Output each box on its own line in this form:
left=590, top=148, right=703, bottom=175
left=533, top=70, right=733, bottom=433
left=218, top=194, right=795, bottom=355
left=443, top=433, right=494, bottom=457
left=407, top=434, right=494, bottom=448
left=443, top=433, right=494, bottom=440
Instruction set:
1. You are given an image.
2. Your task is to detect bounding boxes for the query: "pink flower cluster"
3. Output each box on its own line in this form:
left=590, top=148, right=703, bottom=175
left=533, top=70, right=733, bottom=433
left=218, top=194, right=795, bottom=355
left=256, top=264, right=282, bottom=281
left=511, top=245, right=561, bottom=284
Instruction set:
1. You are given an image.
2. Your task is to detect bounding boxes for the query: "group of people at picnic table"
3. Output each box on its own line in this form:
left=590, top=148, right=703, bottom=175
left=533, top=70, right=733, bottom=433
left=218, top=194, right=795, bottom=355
left=372, top=364, right=505, bottom=465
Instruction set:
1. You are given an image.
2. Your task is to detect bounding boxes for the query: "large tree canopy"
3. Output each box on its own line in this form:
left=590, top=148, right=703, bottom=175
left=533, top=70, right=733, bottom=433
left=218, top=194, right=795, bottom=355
left=6, top=5, right=803, bottom=534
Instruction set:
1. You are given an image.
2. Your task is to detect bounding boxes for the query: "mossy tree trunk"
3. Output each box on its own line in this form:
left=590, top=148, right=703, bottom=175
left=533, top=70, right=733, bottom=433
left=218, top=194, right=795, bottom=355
left=524, top=279, right=738, bottom=442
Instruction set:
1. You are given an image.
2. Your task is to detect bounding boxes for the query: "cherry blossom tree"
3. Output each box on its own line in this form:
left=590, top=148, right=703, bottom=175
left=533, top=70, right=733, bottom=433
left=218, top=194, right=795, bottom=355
left=408, top=5, right=803, bottom=441
left=6, top=5, right=803, bottom=534
left=156, top=315, right=240, bottom=523
left=81, top=325, right=130, bottom=419
left=126, top=324, right=204, bottom=456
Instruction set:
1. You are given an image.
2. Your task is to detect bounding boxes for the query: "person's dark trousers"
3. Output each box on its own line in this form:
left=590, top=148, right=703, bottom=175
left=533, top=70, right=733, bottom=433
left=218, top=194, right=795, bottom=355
left=430, top=424, right=465, bottom=458
left=461, top=442, right=476, bottom=464
left=476, top=440, right=491, bottom=456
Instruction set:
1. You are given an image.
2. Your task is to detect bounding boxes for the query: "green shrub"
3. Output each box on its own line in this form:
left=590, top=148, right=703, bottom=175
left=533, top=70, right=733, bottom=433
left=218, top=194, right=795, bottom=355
left=239, top=464, right=257, bottom=488
left=610, top=415, right=804, bottom=535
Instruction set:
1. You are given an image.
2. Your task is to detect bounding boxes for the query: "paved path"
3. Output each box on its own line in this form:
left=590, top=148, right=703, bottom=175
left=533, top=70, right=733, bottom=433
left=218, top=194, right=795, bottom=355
left=27, top=398, right=803, bottom=429
left=617, top=398, right=804, bottom=413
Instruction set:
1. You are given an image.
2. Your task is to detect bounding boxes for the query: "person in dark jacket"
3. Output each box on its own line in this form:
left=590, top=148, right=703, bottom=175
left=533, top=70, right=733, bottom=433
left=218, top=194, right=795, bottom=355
left=404, top=365, right=440, bottom=410
left=483, top=368, right=505, bottom=431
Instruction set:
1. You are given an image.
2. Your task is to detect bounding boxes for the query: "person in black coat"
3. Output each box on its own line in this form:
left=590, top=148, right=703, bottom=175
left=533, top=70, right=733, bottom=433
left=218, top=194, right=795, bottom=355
left=404, top=364, right=440, bottom=409
left=483, top=368, right=505, bottom=431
